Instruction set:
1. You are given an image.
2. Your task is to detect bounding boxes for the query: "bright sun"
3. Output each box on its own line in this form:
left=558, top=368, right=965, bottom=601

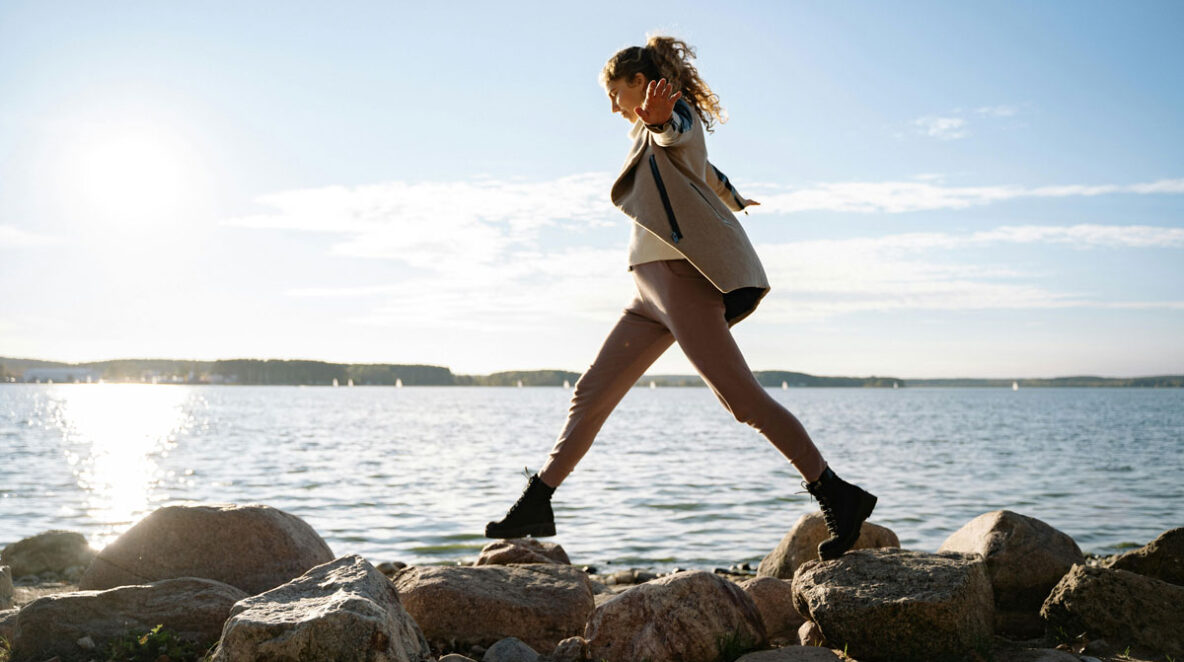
left=71, top=122, right=198, bottom=226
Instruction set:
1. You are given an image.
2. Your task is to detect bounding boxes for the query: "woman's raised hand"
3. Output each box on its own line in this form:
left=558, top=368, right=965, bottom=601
left=634, top=78, right=683, bottom=126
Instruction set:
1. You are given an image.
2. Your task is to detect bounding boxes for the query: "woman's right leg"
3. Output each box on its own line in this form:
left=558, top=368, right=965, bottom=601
left=537, top=297, right=674, bottom=487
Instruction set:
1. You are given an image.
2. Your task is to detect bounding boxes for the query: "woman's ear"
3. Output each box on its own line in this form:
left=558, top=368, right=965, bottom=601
left=630, top=72, right=647, bottom=88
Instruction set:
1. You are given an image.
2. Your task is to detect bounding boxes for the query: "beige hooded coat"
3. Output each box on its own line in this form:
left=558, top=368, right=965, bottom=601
left=610, top=99, right=770, bottom=323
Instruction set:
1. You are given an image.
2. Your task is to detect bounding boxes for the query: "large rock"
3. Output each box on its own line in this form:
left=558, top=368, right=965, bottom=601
left=792, top=549, right=993, bottom=662
left=1, top=531, right=95, bottom=578
left=739, top=576, right=804, bottom=641
left=212, top=554, right=430, bottom=662
left=1040, top=564, right=1184, bottom=659
left=1, top=565, right=12, bottom=608
left=475, top=538, right=570, bottom=566
left=392, top=564, right=593, bottom=653
left=9, top=577, right=246, bottom=662
left=585, top=570, right=765, bottom=662
left=938, top=510, right=1083, bottom=637
left=735, top=648, right=841, bottom=661
left=757, top=512, right=899, bottom=580
left=80, top=504, right=334, bottom=595
left=1104, top=527, right=1184, bottom=586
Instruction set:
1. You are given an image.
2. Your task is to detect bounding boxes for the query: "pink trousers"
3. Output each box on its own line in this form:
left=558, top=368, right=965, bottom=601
left=537, top=259, right=828, bottom=487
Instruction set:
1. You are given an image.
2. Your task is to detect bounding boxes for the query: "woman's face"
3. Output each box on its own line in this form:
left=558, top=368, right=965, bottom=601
left=605, top=73, right=647, bottom=123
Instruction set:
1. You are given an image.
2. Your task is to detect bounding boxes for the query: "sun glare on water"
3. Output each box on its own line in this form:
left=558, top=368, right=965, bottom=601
left=54, top=384, right=194, bottom=548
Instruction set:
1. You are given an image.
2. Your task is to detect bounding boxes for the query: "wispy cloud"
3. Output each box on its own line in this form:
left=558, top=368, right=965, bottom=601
left=908, top=102, right=1028, bottom=140
left=0, top=224, right=59, bottom=247
left=232, top=173, right=1184, bottom=326
left=756, top=178, right=1184, bottom=214
left=913, top=116, right=968, bottom=140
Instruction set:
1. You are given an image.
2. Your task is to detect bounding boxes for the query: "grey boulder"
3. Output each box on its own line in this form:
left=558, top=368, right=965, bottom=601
left=938, top=509, right=1083, bottom=637
left=1104, top=527, right=1184, bottom=586
left=792, top=548, right=994, bottom=662
left=212, top=554, right=431, bottom=662
left=1, top=531, right=95, bottom=578
left=758, top=511, right=899, bottom=580
left=482, top=636, right=539, bottom=662
left=1, top=565, right=12, bottom=609
left=393, top=564, right=593, bottom=653
left=80, top=503, right=334, bottom=595
left=10, top=577, right=246, bottom=662
left=739, top=576, right=804, bottom=641
left=1040, top=563, right=1184, bottom=659
left=475, top=538, right=570, bottom=566
left=585, top=570, right=765, bottom=662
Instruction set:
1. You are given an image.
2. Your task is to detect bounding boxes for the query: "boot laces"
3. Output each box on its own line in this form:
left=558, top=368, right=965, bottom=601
left=801, top=480, right=840, bottom=535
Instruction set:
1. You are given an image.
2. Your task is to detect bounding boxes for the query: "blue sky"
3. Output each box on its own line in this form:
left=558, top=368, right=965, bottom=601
left=2, top=1, right=1182, bottom=378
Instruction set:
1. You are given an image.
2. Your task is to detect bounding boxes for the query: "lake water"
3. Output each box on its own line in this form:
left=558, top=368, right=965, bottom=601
left=2, top=384, right=1181, bottom=572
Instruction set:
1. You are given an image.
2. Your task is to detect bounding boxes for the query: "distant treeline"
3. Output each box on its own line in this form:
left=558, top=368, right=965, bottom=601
left=2, top=357, right=1182, bottom=387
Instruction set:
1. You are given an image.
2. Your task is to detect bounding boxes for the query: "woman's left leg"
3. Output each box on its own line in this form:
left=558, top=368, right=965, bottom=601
left=650, top=259, right=828, bottom=482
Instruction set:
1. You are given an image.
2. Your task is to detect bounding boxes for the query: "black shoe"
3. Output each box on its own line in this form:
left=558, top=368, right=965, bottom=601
left=803, top=466, right=877, bottom=560
left=485, top=472, right=556, bottom=539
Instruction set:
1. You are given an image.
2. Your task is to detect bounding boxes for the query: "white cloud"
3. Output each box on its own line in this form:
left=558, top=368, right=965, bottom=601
left=973, top=104, right=1020, bottom=117
left=0, top=224, right=59, bottom=247
left=756, top=177, right=1184, bottom=214
left=913, top=116, right=968, bottom=140
left=231, top=173, right=1184, bottom=327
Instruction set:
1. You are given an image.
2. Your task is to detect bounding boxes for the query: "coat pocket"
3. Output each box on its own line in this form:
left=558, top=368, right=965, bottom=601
left=649, top=154, right=683, bottom=244
left=688, top=181, right=734, bottom=225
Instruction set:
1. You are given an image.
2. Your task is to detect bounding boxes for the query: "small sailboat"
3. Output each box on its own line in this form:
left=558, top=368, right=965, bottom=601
left=649, top=380, right=656, bottom=389
left=347, top=378, right=354, bottom=387
left=517, top=379, right=524, bottom=388
left=893, top=382, right=899, bottom=389
left=332, top=378, right=339, bottom=387
left=781, top=380, right=788, bottom=390
left=395, top=378, right=403, bottom=388
left=563, top=379, right=570, bottom=389
left=1012, top=381, right=1019, bottom=391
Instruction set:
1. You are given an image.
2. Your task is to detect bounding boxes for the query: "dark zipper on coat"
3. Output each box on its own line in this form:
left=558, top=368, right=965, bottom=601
left=648, top=154, right=683, bottom=244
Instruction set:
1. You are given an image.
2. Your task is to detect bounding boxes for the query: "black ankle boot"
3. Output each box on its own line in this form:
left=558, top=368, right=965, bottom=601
left=485, top=473, right=556, bottom=539
left=804, top=466, right=877, bottom=560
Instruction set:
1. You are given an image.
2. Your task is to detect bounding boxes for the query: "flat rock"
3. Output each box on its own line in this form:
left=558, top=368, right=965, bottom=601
left=80, top=503, right=334, bottom=595
left=757, top=511, right=899, bottom=580
left=735, top=647, right=842, bottom=661
left=739, top=576, right=804, bottom=640
left=392, top=564, right=593, bottom=653
left=475, top=539, right=570, bottom=566
left=792, top=548, right=994, bottom=662
left=1040, top=564, right=1184, bottom=659
left=1104, top=527, right=1184, bottom=586
left=10, top=577, right=246, bottom=662
left=938, top=510, right=1083, bottom=637
left=212, top=554, right=430, bottom=662
left=1, top=531, right=95, bottom=578
left=585, top=570, right=765, bottom=662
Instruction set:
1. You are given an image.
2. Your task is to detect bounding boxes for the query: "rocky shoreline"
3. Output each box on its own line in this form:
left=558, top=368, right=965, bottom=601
left=1, top=505, right=1180, bottom=662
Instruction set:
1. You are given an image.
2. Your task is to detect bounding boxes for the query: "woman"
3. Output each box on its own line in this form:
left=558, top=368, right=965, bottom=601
left=485, top=35, right=876, bottom=561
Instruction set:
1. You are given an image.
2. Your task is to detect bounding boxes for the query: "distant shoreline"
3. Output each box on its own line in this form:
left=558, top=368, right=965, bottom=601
left=2, top=356, right=1182, bottom=388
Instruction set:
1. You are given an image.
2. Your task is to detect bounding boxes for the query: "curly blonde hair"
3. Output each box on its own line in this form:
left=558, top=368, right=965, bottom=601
left=600, top=34, right=727, bottom=132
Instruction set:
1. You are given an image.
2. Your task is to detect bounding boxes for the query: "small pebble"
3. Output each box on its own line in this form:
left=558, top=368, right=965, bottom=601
left=76, top=635, right=95, bottom=650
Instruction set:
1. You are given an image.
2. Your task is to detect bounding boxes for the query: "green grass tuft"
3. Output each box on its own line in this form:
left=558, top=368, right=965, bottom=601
left=103, top=624, right=209, bottom=662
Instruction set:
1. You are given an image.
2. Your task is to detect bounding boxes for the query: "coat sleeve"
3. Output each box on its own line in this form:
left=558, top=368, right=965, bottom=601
left=644, top=99, right=696, bottom=148
left=706, top=161, right=749, bottom=212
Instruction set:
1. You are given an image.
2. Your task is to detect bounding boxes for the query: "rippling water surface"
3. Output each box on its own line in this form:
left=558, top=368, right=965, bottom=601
left=2, top=384, right=1181, bottom=570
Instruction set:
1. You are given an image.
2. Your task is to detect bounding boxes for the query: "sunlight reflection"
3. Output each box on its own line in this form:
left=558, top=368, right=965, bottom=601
left=54, top=384, right=192, bottom=548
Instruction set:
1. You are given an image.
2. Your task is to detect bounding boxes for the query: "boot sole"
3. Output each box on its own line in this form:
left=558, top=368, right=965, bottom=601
left=483, top=521, right=557, bottom=539
left=818, top=491, right=878, bottom=561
